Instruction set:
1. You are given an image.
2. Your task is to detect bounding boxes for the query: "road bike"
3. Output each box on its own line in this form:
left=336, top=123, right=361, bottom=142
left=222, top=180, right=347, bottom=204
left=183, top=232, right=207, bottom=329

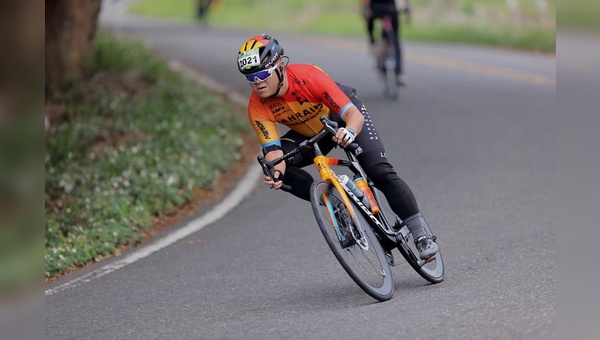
left=376, top=14, right=401, bottom=100
left=257, top=117, right=444, bottom=301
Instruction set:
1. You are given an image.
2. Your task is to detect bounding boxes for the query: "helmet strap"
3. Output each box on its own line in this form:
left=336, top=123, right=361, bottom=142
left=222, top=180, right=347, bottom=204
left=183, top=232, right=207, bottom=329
left=269, top=65, right=285, bottom=98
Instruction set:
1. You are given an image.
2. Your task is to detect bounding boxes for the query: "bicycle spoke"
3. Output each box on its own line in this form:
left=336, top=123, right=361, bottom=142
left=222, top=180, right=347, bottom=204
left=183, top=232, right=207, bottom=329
left=311, top=180, right=394, bottom=301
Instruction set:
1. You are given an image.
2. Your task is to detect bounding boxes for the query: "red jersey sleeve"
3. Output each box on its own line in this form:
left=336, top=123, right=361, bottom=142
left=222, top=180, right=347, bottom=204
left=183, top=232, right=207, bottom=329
left=307, top=65, right=355, bottom=117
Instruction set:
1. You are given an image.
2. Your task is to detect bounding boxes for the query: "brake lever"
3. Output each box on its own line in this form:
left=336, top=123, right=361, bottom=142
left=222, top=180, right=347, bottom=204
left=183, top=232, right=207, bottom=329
left=319, top=116, right=360, bottom=152
left=256, top=155, right=292, bottom=191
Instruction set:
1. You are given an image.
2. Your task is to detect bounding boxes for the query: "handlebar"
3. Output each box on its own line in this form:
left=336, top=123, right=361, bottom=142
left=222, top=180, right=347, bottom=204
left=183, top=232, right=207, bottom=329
left=319, top=116, right=360, bottom=153
left=257, top=154, right=292, bottom=192
left=256, top=116, right=360, bottom=192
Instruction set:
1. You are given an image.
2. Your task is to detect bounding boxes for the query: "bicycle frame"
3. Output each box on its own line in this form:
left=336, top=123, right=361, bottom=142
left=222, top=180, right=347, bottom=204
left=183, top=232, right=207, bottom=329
left=380, top=15, right=397, bottom=64
left=258, top=117, right=402, bottom=251
left=315, top=148, right=405, bottom=252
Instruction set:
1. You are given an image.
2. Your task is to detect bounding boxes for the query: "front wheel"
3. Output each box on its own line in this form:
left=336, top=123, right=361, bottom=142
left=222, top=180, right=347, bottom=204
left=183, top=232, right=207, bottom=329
left=383, top=62, right=399, bottom=100
left=310, top=180, right=394, bottom=301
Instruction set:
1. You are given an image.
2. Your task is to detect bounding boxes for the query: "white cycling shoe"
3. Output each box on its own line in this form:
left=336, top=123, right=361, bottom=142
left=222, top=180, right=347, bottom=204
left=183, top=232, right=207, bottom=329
left=415, top=235, right=438, bottom=260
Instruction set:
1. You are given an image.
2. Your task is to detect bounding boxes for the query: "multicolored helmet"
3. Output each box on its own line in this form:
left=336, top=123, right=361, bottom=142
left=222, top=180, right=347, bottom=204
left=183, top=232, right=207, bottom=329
left=237, top=34, right=284, bottom=75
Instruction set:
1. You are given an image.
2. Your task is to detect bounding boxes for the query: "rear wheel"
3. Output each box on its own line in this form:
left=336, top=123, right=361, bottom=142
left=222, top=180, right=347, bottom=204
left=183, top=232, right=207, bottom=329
left=373, top=188, right=444, bottom=284
left=380, top=38, right=398, bottom=100
left=310, top=180, right=394, bottom=301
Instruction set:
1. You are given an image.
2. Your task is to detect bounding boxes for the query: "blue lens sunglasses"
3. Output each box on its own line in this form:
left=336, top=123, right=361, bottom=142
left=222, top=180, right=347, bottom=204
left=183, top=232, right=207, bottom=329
left=244, top=64, right=279, bottom=83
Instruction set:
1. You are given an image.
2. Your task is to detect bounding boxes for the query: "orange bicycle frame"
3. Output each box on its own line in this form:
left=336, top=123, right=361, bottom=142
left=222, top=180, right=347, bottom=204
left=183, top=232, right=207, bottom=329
left=313, top=155, right=357, bottom=221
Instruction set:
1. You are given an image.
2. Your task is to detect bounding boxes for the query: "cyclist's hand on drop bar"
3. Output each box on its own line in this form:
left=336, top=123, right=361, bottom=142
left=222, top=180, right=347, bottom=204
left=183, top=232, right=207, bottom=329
left=257, top=155, right=290, bottom=191
left=263, top=170, right=284, bottom=190
left=361, top=6, right=372, bottom=19
left=334, top=127, right=356, bottom=148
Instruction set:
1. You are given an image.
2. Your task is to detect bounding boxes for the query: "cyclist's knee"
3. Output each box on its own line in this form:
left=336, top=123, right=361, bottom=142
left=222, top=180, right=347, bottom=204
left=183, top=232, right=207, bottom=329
left=282, top=167, right=314, bottom=201
left=364, top=162, right=397, bottom=187
left=364, top=163, right=419, bottom=218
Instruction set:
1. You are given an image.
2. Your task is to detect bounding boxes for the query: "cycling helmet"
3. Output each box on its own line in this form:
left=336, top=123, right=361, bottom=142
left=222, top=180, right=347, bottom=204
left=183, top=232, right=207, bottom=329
left=237, top=34, right=285, bottom=75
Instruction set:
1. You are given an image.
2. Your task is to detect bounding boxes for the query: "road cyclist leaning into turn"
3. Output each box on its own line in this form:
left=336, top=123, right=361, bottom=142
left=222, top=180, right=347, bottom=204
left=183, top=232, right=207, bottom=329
left=236, top=34, right=438, bottom=260
left=361, top=0, right=411, bottom=86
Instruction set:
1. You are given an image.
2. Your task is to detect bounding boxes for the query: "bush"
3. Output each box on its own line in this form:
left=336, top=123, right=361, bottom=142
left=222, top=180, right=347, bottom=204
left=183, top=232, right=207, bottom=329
left=45, top=30, right=249, bottom=278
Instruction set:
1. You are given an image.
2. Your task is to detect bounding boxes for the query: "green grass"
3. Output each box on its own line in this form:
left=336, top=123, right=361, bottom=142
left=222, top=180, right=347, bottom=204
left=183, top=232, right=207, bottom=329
left=129, top=0, right=555, bottom=52
left=44, top=30, right=250, bottom=278
left=558, top=0, right=600, bottom=30
left=130, top=0, right=197, bottom=20
left=405, top=24, right=556, bottom=52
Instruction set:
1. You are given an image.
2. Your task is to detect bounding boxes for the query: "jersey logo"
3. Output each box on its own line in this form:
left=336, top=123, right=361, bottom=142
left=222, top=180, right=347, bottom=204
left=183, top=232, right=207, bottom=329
left=255, top=120, right=270, bottom=139
left=280, top=103, right=324, bottom=125
left=291, top=90, right=309, bottom=105
left=323, top=91, right=341, bottom=111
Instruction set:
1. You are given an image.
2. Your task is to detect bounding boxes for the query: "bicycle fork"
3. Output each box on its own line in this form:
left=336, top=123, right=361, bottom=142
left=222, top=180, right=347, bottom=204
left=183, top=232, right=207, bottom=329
left=314, top=154, right=399, bottom=252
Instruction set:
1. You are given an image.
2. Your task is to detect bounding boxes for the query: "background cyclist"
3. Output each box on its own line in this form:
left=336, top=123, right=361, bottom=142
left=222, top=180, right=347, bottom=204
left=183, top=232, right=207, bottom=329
left=361, top=0, right=411, bottom=85
left=237, top=34, right=437, bottom=260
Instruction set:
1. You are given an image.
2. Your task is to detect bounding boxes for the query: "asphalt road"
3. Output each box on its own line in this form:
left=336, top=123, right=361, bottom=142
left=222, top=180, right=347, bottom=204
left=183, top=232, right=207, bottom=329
left=46, top=2, right=556, bottom=339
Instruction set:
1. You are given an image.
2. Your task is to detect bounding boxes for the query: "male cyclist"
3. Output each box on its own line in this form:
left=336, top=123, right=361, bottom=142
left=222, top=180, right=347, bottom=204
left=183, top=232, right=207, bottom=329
left=237, top=34, right=437, bottom=260
left=361, top=0, right=411, bottom=85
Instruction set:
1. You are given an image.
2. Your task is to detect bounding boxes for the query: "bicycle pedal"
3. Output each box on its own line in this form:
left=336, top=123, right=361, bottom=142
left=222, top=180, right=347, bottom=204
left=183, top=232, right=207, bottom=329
left=385, top=251, right=397, bottom=266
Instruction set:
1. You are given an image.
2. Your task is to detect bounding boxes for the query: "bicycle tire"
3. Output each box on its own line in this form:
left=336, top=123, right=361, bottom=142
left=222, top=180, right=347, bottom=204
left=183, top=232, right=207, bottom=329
left=374, top=188, right=444, bottom=284
left=380, top=42, right=398, bottom=100
left=384, top=65, right=399, bottom=100
left=310, top=180, right=394, bottom=301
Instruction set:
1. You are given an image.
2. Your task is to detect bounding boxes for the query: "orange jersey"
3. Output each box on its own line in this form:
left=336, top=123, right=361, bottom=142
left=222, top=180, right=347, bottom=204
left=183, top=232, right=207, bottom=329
left=248, top=64, right=355, bottom=150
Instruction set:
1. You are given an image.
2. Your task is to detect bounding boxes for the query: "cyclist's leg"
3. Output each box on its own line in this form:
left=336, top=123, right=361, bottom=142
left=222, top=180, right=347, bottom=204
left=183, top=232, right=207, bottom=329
left=278, top=130, right=337, bottom=201
left=366, top=15, right=376, bottom=46
left=344, top=95, right=435, bottom=252
left=390, top=13, right=402, bottom=75
left=346, top=97, right=418, bottom=220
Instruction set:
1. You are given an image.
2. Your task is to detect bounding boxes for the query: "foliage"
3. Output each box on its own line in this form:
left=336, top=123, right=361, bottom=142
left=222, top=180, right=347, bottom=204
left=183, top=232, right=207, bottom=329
left=129, top=0, right=555, bottom=52
left=45, top=30, right=249, bottom=278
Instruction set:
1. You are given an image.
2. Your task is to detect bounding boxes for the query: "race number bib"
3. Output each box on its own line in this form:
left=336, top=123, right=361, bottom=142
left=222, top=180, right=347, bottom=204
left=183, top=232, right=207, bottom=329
left=238, top=49, right=261, bottom=70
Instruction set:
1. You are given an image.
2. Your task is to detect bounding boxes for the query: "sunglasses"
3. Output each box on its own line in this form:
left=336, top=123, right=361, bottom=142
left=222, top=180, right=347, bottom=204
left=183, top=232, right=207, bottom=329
left=244, top=65, right=278, bottom=83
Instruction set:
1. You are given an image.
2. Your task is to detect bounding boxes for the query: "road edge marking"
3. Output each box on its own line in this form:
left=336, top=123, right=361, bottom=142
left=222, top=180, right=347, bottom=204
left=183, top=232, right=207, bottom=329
left=45, top=59, right=259, bottom=297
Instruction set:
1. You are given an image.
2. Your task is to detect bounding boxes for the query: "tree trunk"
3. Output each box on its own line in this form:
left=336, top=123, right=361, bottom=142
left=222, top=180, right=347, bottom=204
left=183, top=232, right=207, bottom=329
left=45, top=0, right=102, bottom=96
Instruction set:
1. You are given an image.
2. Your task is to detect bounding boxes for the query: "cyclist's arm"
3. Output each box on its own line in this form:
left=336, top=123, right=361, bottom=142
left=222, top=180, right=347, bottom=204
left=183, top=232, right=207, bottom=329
left=264, top=149, right=285, bottom=189
left=341, top=105, right=364, bottom=136
left=361, top=0, right=372, bottom=18
left=248, top=100, right=286, bottom=189
left=305, top=65, right=366, bottom=146
left=334, top=105, right=364, bottom=147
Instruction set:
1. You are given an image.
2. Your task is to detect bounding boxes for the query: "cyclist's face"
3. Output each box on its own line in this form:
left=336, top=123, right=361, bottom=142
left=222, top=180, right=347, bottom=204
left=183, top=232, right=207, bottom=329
left=249, top=63, right=283, bottom=98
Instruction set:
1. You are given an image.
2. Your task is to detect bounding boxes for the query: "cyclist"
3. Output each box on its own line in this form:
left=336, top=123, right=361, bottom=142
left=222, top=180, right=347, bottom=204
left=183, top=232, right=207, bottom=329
left=237, top=34, right=437, bottom=260
left=195, top=0, right=212, bottom=25
left=361, top=0, right=411, bottom=85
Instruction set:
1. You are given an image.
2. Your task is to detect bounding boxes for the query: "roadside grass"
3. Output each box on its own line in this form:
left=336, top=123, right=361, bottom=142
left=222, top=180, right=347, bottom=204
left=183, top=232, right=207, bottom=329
left=558, top=0, right=600, bottom=30
left=129, top=0, right=555, bottom=52
left=404, top=24, right=555, bottom=52
left=45, top=30, right=249, bottom=278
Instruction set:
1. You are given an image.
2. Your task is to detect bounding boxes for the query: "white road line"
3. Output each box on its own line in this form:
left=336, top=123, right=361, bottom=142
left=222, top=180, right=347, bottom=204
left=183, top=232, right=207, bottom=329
left=46, top=164, right=261, bottom=297
left=46, top=56, right=259, bottom=297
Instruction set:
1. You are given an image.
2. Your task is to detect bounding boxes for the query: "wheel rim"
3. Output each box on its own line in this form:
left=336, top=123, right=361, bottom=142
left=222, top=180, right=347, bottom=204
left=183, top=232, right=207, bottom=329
left=374, top=188, right=444, bottom=282
left=314, top=181, right=394, bottom=299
